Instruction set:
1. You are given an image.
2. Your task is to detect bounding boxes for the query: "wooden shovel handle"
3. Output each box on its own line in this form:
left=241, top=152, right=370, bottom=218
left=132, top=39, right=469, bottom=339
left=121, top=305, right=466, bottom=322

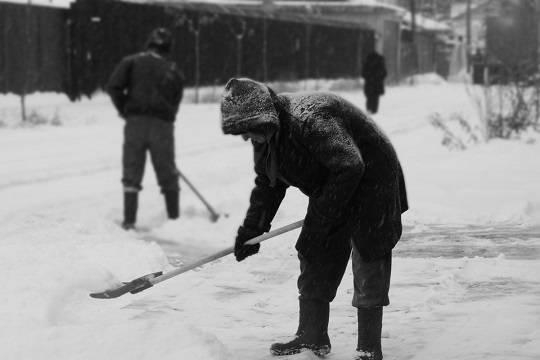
left=151, top=220, right=304, bottom=285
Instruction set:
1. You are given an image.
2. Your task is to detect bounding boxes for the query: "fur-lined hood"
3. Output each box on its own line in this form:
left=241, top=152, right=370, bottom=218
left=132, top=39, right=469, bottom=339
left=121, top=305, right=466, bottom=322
left=220, top=78, right=280, bottom=136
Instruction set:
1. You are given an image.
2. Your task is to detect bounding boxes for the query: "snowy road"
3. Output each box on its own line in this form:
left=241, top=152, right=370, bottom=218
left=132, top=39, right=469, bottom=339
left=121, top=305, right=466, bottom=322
left=400, top=224, right=540, bottom=259
left=1, top=82, right=539, bottom=360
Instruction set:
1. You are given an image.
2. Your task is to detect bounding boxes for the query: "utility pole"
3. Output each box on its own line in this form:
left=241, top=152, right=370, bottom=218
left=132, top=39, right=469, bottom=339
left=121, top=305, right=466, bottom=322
left=304, top=23, right=311, bottom=90
left=231, top=20, right=246, bottom=77
left=410, top=0, right=416, bottom=44
left=536, top=0, right=540, bottom=122
left=262, top=18, right=268, bottom=82
left=537, top=0, right=540, bottom=74
left=466, top=0, right=472, bottom=72
left=409, top=0, right=418, bottom=77
left=21, top=0, right=32, bottom=122
left=262, top=0, right=273, bottom=82
left=186, top=16, right=201, bottom=104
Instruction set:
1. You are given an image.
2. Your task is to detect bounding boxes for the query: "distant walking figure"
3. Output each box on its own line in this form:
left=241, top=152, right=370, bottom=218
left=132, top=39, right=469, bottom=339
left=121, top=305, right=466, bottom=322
left=106, top=27, right=184, bottom=230
left=362, top=51, right=387, bottom=114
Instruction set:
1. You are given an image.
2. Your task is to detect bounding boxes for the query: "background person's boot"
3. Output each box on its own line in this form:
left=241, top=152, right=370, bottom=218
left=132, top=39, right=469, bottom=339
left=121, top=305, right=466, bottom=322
left=122, top=192, right=138, bottom=230
left=270, top=299, right=331, bottom=356
left=354, top=307, right=383, bottom=360
left=163, top=190, right=179, bottom=219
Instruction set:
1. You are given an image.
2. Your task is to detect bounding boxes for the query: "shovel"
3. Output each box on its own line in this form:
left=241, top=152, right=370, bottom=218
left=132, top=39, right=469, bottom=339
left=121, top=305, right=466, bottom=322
left=90, top=220, right=304, bottom=299
left=178, top=169, right=222, bottom=222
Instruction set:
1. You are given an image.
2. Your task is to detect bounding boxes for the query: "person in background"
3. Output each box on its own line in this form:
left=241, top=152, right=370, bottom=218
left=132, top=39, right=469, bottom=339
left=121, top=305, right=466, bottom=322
left=107, top=27, right=184, bottom=230
left=220, top=78, right=408, bottom=359
left=362, top=50, right=387, bottom=114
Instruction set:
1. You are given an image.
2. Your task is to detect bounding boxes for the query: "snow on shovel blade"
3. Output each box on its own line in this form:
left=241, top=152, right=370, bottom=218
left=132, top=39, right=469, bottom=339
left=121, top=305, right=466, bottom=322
left=90, top=271, right=163, bottom=299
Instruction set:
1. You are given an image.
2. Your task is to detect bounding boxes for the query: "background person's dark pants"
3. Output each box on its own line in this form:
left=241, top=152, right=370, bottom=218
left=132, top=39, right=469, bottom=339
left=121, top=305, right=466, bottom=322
left=122, top=115, right=179, bottom=193
left=366, top=95, right=380, bottom=114
left=297, top=239, right=391, bottom=308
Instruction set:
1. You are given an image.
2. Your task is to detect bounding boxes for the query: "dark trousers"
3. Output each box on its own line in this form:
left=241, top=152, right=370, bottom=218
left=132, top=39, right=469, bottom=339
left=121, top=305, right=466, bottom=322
left=366, top=95, right=380, bottom=114
left=297, top=239, right=391, bottom=308
left=122, top=115, right=179, bottom=193
left=351, top=245, right=391, bottom=307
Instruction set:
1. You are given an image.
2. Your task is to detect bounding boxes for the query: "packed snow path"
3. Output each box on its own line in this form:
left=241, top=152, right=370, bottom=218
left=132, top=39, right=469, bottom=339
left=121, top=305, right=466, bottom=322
left=0, top=82, right=539, bottom=359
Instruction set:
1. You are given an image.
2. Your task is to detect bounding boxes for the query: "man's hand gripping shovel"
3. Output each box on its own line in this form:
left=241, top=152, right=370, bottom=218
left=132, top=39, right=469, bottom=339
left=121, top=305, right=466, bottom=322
left=89, top=220, right=304, bottom=299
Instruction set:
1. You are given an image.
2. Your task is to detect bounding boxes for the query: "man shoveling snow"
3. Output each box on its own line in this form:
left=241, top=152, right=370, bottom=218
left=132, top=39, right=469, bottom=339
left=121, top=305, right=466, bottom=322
left=220, top=78, right=408, bottom=359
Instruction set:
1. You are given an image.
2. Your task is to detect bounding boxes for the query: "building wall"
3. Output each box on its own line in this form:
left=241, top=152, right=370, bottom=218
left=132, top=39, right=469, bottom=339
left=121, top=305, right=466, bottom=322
left=485, top=0, right=538, bottom=75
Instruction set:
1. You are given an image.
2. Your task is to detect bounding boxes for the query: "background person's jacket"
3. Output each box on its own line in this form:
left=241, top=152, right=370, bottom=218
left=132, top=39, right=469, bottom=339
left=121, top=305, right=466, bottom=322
left=107, top=51, right=184, bottom=122
left=362, top=52, right=387, bottom=97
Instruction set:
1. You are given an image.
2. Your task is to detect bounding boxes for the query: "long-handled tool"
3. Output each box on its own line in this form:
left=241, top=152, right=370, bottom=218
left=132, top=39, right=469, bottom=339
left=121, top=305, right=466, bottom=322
left=178, top=169, right=221, bottom=222
left=90, top=220, right=304, bottom=299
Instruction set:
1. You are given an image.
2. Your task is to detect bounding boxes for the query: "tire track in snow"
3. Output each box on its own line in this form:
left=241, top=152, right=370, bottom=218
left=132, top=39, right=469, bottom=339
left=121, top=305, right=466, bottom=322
left=398, top=224, right=540, bottom=259
left=0, top=140, right=244, bottom=191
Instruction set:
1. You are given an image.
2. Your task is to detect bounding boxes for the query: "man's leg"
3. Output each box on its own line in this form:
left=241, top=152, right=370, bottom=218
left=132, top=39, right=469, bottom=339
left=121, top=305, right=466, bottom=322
left=366, top=96, right=378, bottom=114
left=121, top=119, right=148, bottom=229
left=270, top=239, right=352, bottom=356
left=372, top=96, right=380, bottom=114
left=148, top=120, right=180, bottom=219
left=351, top=247, right=392, bottom=360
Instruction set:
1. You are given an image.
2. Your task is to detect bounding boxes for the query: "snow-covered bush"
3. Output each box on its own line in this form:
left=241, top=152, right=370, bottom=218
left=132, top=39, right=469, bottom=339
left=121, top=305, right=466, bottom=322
left=20, top=109, right=62, bottom=127
left=429, top=112, right=481, bottom=151
left=467, top=73, right=540, bottom=141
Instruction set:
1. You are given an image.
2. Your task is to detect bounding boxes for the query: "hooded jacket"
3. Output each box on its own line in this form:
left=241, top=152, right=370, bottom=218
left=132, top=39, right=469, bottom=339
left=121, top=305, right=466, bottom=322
left=221, top=78, right=408, bottom=261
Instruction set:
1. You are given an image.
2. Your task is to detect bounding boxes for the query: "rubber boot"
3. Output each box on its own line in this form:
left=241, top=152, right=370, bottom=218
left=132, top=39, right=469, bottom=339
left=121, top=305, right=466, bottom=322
left=270, top=300, right=331, bottom=357
left=354, top=307, right=383, bottom=360
left=164, top=190, right=179, bottom=219
left=122, top=192, right=138, bottom=230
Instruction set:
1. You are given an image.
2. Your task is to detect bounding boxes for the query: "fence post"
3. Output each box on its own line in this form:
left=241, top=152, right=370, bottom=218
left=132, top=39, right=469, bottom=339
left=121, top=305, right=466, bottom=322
left=232, top=19, right=246, bottom=77
left=409, top=0, right=418, bottom=80
left=187, top=15, right=201, bottom=104
left=21, top=0, right=33, bottom=122
left=262, top=18, right=268, bottom=82
left=536, top=0, right=540, bottom=121
left=304, top=23, right=311, bottom=90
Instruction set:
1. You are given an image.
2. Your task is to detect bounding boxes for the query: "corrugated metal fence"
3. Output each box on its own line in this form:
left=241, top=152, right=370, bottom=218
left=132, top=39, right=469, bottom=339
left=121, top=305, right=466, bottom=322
left=67, top=0, right=373, bottom=99
left=0, top=2, right=68, bottom=95
left=1, top=0, right=374, bottom=100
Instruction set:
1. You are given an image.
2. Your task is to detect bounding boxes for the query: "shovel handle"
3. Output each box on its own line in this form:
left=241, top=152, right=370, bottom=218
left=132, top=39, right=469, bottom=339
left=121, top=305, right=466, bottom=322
left=178, top=169, right=220, bottom=221
left=150, top=220, right=304, bottom=285
left=244, top=220, right=304, bottom=246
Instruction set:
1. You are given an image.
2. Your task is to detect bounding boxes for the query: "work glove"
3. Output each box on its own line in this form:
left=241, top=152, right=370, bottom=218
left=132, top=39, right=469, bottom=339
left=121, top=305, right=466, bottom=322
left=234, top=225, right=263, bottom=262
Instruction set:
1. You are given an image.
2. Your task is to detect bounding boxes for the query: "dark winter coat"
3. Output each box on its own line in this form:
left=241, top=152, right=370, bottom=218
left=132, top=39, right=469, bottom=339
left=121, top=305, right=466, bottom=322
left=107, top=51, right=184, bottom=122
left=362, top=52, right=387, bottom=97
left=221, top=78, right=408, bottom=261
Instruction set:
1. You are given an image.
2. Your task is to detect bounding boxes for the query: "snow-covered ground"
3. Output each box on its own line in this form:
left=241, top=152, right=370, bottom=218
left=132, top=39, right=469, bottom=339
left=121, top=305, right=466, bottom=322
left=0, top=78, right=539, bottom=360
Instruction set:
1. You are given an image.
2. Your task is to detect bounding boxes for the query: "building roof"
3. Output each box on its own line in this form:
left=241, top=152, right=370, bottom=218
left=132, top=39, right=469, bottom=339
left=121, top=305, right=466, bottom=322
left=0, top=0, right=72, bottom=8
left=132, top=0, right=403, bottom=29
left=402, top=11, right=451, bottom=32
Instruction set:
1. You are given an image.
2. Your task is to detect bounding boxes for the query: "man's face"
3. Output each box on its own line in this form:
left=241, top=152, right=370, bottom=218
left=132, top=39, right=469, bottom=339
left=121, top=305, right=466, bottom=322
left=241, top=132, right=267, bottom=144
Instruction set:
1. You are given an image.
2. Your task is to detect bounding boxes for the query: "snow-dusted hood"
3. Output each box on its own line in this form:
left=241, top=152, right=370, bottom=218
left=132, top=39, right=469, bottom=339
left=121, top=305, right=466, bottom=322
left=220, top=78, right=280, bottom=136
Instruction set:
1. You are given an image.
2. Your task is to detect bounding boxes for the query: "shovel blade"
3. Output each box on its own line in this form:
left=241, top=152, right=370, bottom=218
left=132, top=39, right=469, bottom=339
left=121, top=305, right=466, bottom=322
left=90, top=271, right=163, bottom=299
